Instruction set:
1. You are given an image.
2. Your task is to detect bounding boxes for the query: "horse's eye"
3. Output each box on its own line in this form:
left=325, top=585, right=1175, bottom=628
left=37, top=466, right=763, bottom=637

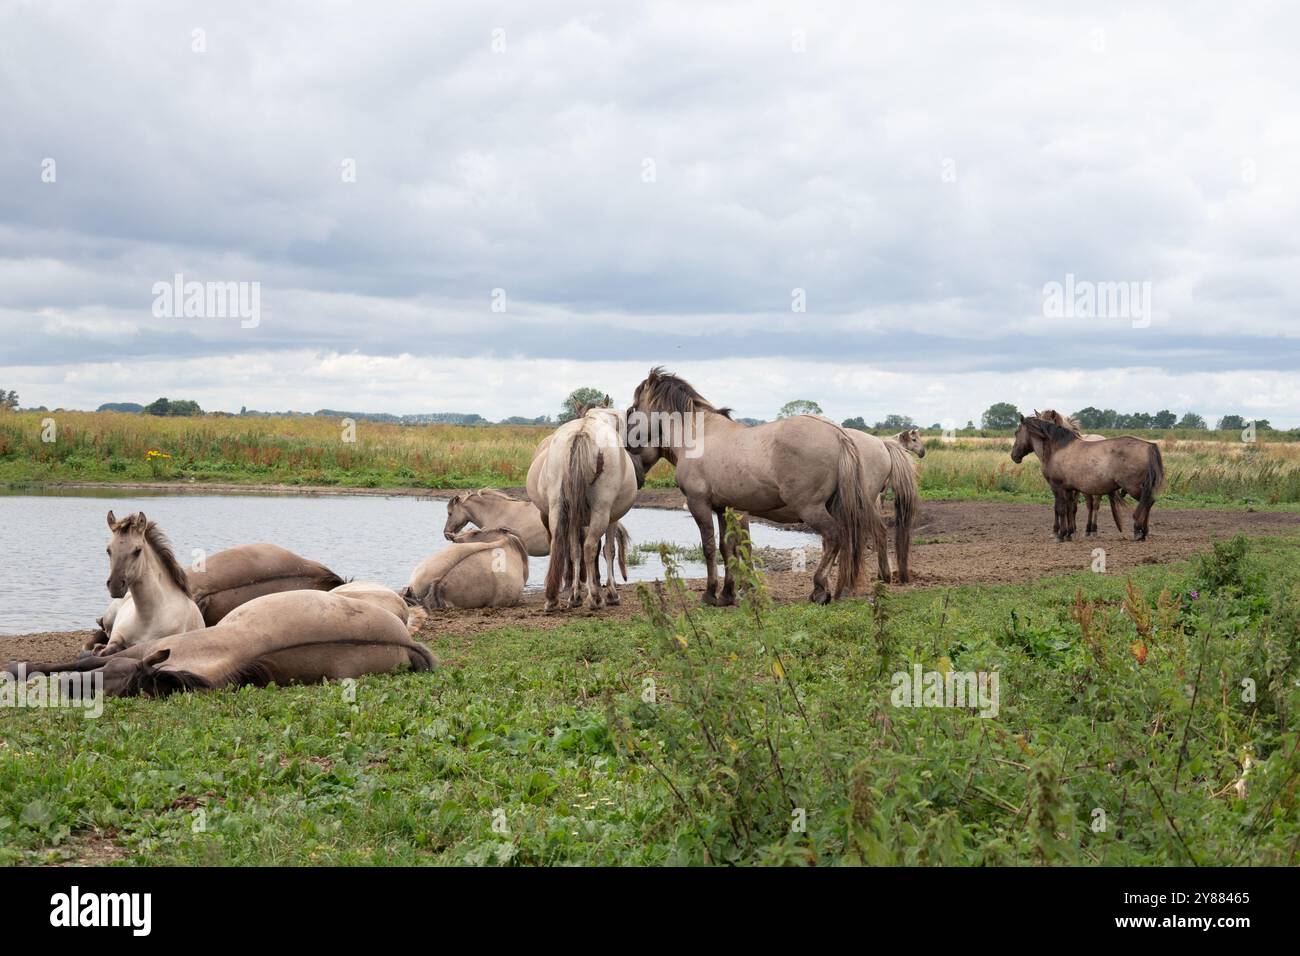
left=132, top=548, right=142, bottom=557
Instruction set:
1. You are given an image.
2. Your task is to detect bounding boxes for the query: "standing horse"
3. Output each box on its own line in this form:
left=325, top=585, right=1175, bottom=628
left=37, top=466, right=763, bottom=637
left=530, top=405, right=638, bottom=610
left=99, top=511, right=204, bottom=655
left=626, top=368, right=886, bottom=605
left=1010, top=416, right=1164, bottom=541
left=892, top=427, right=927, bottom=458
left=1035, top=410, right=1125, bottom=537
left=850, top=428, right=920, bottom=583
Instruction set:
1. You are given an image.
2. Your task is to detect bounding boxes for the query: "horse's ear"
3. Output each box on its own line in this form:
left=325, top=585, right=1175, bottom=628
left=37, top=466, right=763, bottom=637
left=1018, top=414, right=1025, bottom=423
left=143, top=647, right=171, bottom=670
left=132, top=512, right=148, bottom=532
left=602, top=394, right=611, bottom=407
left=106, top=510, right=117, bottom=529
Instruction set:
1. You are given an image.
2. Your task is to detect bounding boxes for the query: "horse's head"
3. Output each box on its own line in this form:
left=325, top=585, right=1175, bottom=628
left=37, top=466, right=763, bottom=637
left=105, top=510, right=148, bottom=598
left=624, top=403, right=664, bottom=477
left=1010, top=417, right=1035, bottom=464
left=443, top=494, right=471, bottom=540
left=897, top=427, right=926, bottom=457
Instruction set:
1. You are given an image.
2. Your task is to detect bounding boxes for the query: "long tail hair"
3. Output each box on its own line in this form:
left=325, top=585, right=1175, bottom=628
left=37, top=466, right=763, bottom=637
left=1140, top=442, right=1165, bottom=510
left=884, top=439, right=918, bottom=579
left=544, top=430, right=600, bottom=599
left=828, top=427, right=878, bottom=596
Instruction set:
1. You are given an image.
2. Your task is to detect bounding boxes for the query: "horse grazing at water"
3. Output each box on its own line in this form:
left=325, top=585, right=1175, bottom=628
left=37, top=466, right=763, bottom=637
left=1010, top=416, right=1164, bottom=541
left=1034, top=410, right=1126, bottom=537
left=98, top=511, right=204, bottom=656
left=7, top=590, right=434, bottom=699
left=530, top=404, right=638, bottom=610
left=626, top=368, right=885, bottom=605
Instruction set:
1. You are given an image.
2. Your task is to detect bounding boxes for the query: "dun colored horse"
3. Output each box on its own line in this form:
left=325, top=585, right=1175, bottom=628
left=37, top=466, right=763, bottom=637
left=1035, top=410, right=1124, bottom=537
left=626, top=368, right=885, bottom=604
left=1010, top=416, right=1164, bottom=541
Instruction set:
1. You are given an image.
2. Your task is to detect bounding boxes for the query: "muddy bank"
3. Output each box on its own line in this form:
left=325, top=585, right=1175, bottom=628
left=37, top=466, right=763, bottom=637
left=7, top=500, right=1296, bottom=664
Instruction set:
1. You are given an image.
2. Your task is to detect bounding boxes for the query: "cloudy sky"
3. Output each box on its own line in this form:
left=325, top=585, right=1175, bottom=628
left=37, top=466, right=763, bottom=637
left=2, top=1, right=1298, bottom=425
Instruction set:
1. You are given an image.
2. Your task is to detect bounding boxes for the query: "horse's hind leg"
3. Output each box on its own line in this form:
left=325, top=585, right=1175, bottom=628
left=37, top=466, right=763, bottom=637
left=797, top=506, right=841, bottom=604
left=1085, top=495, right=1099, bottom=536
left=602, top=526, right=620, bottom=605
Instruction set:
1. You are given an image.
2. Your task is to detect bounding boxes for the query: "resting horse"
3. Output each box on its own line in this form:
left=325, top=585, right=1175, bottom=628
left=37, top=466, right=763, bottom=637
left=97, top=511, right=204, bottom=656
left=404, top=527, right=530, bottom=609
left=626, top=368, right=885, bottom=605
left=5, top=590, right=434, bottom=698
left=1035, top=410, right=1125, bottom=537
left=1010, top=415, right=1164, bottom=541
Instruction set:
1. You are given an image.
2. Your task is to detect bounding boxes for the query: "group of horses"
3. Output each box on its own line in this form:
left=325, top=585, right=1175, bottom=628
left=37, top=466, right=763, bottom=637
left=1, top=368, right=1167, bottom=700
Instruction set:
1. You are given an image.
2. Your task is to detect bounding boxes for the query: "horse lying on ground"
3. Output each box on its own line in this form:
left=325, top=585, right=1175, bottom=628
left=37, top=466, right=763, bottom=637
left=89, top=536, right=345, bottom=652
left=403, top=527, right=529, bottom=609
left=1011, top=415, right=1164, bottom=541
left=97, top=511, right=204, bottom=656
left=445, top=485, right=629, bottom=587
left=6, top=590, right=435, bottom=698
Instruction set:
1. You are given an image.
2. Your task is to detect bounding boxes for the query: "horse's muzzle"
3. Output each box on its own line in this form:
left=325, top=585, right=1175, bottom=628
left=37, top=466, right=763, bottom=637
left=107, top=579, right=127, bottom=598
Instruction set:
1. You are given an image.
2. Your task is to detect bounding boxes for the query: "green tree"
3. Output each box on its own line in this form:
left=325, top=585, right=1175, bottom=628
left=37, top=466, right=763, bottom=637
left=1176, top=412, right=1206, bottom=429
left=0, top=389, right=18, bottom=411
left=1072, top=406, right=1106, bottom=429
left=559, top=387, right=607, bottom=423
left=981, top=402, right=1020, bottom=430
left=1217, top=415, right=1246, bottom=431
left=874, top=414, right=915, bottom=430
left=778, top=399, right=823, bottom=418
left=841, top=416, right=868, bottom=431
left=1151, top=409, right=1177, bottom=428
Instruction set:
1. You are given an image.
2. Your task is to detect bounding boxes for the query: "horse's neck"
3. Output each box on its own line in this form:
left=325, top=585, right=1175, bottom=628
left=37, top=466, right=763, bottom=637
left=128, top=546, right=184, bottom=615
left=1030, top=433, right=1056, bottom=471
left=662, top=409, right=736, bottom=465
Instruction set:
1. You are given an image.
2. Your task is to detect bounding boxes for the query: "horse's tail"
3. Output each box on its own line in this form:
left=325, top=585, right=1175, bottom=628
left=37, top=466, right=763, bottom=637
left=545, top=431, right=599, bottom=598
left=829, top=427, right=877, bottom=596
left=884, top=439, right=918, bottom=581
left=613, top=521, right=631, bottom=581
left=1141, top=441, right=1166, bottom=509
left=405, top=641, right=436, bottom=672
left=1108, top=493, right=1128, bottom=532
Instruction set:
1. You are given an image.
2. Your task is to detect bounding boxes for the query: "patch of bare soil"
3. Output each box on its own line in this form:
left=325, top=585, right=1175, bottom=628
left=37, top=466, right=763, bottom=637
left=8, top=501, right=1298, bottom=661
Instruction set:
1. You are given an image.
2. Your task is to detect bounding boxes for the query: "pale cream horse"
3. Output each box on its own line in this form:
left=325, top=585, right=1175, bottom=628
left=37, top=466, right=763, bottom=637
left=1035, top=410, right=1124, bottom=536
left=530, top=405, right=638, bottom=610
left=849, top=428, right=920, bottom=583
left=98, top=511, right=204, bottom=656
left=404, top=528, right=530, bottom=609
left=626, top=368, right=886, bottom=605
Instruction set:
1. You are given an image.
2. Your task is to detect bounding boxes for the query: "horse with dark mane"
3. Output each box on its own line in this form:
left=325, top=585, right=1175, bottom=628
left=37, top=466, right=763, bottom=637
left=625, top=367, right=887, bottom=604
left=1035, top=409, right=1125, bottom=537
left=1010, top=416, right=1164, bottom=541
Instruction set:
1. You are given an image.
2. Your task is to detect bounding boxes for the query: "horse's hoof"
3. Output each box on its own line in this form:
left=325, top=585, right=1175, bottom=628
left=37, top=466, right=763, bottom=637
left=606, top=592, right=621, bottom=606
left=701, top=591, right=719, bottom=606
left=544, top=601, right=560, bottom=612
left=809, top=589, right=831, bottom=605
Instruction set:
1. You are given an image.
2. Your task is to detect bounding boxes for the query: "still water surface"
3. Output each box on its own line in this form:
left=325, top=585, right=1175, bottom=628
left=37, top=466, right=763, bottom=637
left=0, top=490, right=813, bottom=635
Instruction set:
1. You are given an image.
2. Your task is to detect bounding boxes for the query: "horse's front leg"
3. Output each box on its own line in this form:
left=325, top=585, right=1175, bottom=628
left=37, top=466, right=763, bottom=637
left=686, top=498, right=720, bottom=605
left=713, top=508, right=743, bottom=607
left=1050, top=485, right=1070, bottom=542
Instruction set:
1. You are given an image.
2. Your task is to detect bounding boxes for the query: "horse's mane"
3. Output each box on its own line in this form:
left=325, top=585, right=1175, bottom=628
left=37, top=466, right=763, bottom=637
left=1034, top=409, right=1083, bottom=435
left=132, top=520, right=193, bottom=597
left=1025, top=416, right=1078, bottom=449
left=634, top=367, right=732, bottom=418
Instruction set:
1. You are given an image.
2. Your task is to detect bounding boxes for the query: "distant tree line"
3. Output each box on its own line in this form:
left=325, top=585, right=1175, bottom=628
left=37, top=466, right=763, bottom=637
left=0, top=389, right=19, bottom=411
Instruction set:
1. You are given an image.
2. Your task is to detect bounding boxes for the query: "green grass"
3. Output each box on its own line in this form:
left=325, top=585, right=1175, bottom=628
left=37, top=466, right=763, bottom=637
left=3, top=532, right=1298, bottom=865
